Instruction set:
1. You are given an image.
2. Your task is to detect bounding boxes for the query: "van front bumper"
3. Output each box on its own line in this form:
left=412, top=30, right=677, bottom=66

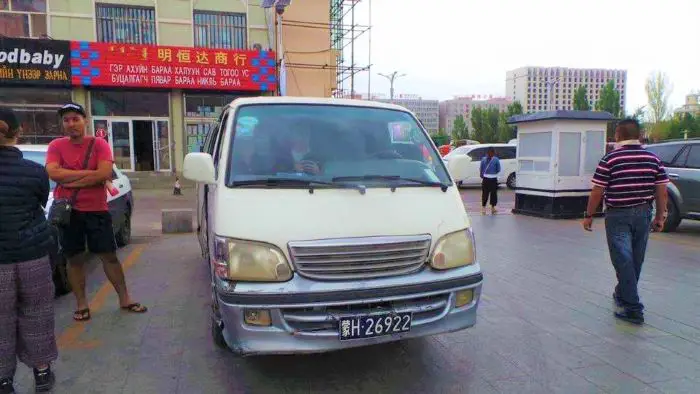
left=213, top=267, right=483, bottom=356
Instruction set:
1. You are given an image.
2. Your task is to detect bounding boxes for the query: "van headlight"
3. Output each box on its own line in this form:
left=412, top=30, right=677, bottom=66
left=429, top=229, right=476, bottom=270
left=213, top=236, right=293, bottom=282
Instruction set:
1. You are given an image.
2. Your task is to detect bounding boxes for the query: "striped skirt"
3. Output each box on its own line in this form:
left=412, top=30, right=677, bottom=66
left=0, top=256, right=58, bottom=378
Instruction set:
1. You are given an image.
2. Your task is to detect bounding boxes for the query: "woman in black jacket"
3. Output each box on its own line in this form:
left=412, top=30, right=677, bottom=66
left=0, top=108, right=57, bottom=393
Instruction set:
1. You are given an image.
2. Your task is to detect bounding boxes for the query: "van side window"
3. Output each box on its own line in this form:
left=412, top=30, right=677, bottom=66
left=647, top=144, right=683, bottom=166
left=468, top=148, right=486, bottom=161
left=202, top=120, right=220, bottom=155
left=496, top=147, right=516, bottom=159
left=685, top=145, right=700, bottom=169
left=212, top=111, right=230, bottom=178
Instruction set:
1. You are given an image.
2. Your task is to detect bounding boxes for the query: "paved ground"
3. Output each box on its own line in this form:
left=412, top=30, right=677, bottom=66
left=10, top=188, right=700, bottom=393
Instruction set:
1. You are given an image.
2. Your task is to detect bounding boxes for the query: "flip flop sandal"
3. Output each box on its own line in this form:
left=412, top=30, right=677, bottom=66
left=73, top=308, right=91, bottom=321
left=121, top=303, right=148, bottom=313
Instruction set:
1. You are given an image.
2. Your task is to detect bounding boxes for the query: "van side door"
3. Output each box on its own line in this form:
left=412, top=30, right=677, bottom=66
left=203, top=109, right=231, bottom=265
left=196, top=112, right=224, bottom=258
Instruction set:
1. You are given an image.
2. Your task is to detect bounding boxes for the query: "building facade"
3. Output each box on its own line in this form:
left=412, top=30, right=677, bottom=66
left=439, top=95, right=512, bottom=135
left=281, top=0, right=337, bottom=97
left=375, top=95, right=439, bottom=133
left=1, top=0, right=282, bottom=173
left=674, top=93, right=700, bottom=116
left=506, top=67, right=627, bottom=114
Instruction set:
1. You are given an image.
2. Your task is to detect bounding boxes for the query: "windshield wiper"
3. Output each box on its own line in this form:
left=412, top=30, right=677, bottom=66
left=331, top=175, right=449, bottom=192
left=232, top=177, right=367, bottom=194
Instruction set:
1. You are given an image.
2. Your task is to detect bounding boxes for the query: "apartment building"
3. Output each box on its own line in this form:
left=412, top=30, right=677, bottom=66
left=675, top=93, right=700, bottom=116
left=281, top=0, right=337, bottom=97
left=376, top=95, right=440, bottom=133
left=1, top=0, right=280, bottom=172
left=506, top=67, right=627, bottom=114
left=439, top=95, right=512, bottom=135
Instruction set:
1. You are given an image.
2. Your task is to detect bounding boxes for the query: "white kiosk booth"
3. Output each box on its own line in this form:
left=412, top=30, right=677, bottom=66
left=507, top=110, right=615, bottom=219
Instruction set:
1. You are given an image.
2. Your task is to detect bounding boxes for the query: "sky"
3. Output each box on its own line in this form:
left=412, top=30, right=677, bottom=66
left=340, top=0, right=699, bottom=114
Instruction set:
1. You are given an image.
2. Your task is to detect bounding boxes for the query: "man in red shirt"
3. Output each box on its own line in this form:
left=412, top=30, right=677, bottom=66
left=46, top=103, right=147, bottom=321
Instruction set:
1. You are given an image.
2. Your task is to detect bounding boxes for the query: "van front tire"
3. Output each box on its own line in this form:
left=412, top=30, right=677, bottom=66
left=211, top=318, right=228, bottom=350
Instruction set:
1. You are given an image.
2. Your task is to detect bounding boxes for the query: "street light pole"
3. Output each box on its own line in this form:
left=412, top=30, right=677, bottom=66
left=378, top=71, right=406, bottom=102
left=545, top=78, right=561, bottom=111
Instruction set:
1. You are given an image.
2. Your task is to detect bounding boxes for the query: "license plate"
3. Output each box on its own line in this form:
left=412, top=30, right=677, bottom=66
left=338, top=312, right=412, bottom=340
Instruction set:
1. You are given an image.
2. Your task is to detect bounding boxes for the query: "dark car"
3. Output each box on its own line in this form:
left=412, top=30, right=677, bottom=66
left=645, top=139, right=700, bottom=232
left=18, top=145, right=134, bottom=296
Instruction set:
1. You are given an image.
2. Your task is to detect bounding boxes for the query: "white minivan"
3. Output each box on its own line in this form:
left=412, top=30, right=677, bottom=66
left=443, top=143, right=518, bottom=189
left=184, top=97, right=483, bottom=356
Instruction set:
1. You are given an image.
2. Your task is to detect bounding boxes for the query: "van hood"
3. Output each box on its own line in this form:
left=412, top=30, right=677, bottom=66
left=212, top=186, right=470, bottom=252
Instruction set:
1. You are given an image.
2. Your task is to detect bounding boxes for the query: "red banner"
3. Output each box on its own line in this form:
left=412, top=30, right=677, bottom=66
left=69, top=41, right=276, bottom=92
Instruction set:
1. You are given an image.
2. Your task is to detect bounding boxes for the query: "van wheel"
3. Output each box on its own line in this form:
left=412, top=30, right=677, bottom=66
left=506, top=173, right=516, bottom=189
left=211, top=318, right=228, bottom=350
left=53, top=256, right=72, bottom=297
left=115, top=210, right=131, bottom=247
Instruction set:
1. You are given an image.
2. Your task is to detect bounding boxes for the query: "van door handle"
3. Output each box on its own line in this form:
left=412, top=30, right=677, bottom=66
left=668, top=173, right=680, bottom=179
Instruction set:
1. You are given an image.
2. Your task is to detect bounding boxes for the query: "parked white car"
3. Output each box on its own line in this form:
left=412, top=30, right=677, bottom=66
left=443, top=143, right=518, bottom=189
left=18, top=144, right=134, bottom=296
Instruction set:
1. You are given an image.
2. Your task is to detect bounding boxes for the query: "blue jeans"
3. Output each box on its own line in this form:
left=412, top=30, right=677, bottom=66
left=604, top=203, right=653, bottom=313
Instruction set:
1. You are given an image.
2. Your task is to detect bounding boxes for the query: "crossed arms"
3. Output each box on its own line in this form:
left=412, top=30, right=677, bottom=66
left=46, top=161, right=112, bottom=189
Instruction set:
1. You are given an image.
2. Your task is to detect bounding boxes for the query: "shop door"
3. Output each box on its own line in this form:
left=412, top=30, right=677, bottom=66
left=153, top=120, right=171, bottom=171
left=109, top=120, right=134, bottom=171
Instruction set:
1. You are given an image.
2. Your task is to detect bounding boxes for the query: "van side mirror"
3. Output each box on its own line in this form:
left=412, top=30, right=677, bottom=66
left=184, top=153, right=216, bottom=184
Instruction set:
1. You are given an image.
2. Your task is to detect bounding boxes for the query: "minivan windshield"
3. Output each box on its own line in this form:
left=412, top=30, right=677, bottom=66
left=225, top=104, right=451, bottom=189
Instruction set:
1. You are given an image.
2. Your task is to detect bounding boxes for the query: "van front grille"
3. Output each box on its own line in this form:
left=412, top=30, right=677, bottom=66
left=288, top=235, right=431, bottom=280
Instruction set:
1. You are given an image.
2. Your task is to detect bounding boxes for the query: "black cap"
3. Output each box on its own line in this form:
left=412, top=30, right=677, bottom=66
left=58, top=103, right=87, bottom=117
left=0, top=107, right=20, bottom=136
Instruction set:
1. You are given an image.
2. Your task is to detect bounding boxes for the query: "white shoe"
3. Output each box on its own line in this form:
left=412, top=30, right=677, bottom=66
left=491, top=207, right=498, bottom=214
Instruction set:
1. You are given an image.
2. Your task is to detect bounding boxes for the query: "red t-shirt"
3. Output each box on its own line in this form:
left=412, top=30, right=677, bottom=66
left=46, top=136, right=113, bottom=212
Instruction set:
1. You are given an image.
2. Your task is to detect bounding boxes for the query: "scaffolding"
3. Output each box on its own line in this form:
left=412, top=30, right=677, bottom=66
left=330, top=0, right=371, bottom=98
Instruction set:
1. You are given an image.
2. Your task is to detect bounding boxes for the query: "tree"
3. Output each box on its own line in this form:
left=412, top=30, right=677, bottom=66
left=485, top=108, right=500, bottom=143
left=594, top=80, right=621, bottom=117
left=631, top=106, right=646, bottom=122
left=497, top=113, right=513, bottom=142
left=504, top=101, right=523, bottom=141
left=573, top=86, right=591, bottom=110
left=645, top=71, right=672, bottom=124
left=507, top=101, right=523, bottom=117
left=470, top=108, right=486, bottom=143
left=452, top=115, right=469, bottom=141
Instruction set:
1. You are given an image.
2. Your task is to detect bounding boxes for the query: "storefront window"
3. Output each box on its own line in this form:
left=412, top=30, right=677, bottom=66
left=1, top=1, right=47, bottom=38
left=90, top=90, right=169, bottom=117
left=0, top=88, right=71, bottom=144
left=0, top=13, right=28, bottom=36
left=10, top=0, right=46, bottom=12
left=184, top=93, right=257, bottom=118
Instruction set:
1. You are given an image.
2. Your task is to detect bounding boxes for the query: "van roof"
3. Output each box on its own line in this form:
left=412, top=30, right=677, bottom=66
left=227, top=96, right=413, bottom=113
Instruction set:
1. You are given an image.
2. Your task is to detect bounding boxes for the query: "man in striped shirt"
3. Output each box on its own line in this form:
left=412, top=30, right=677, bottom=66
left=582, top=118, right=669, bottom=325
